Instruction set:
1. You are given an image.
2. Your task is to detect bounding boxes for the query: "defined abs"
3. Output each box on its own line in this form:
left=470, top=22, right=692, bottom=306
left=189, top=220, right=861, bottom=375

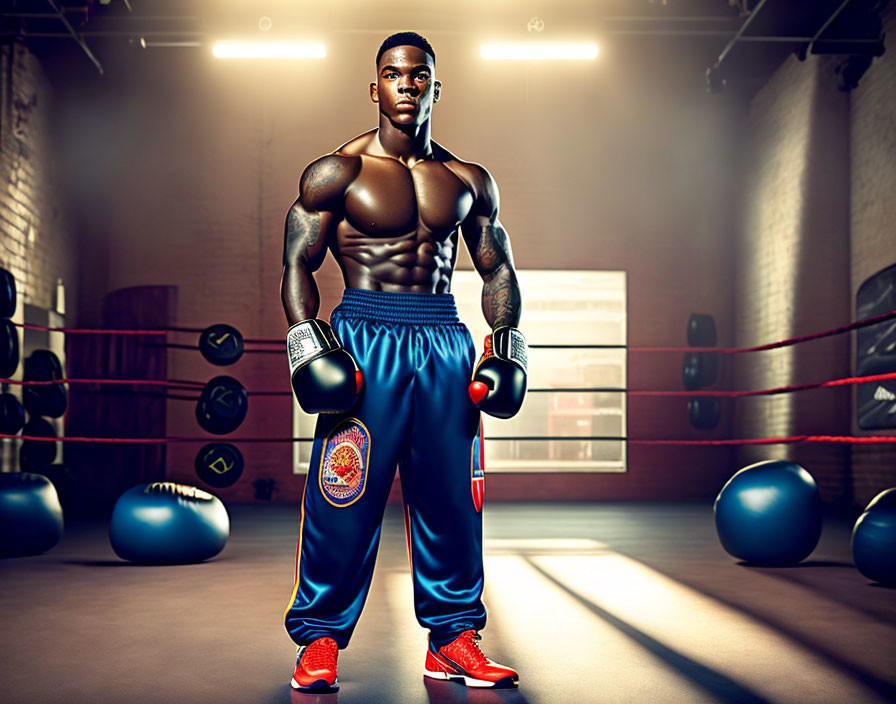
left=339, top=230, right=455, bottom=292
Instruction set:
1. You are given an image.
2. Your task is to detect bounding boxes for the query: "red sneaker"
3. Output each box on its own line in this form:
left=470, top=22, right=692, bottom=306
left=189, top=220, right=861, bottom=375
left=290, top=637, right=339, bottom=693
left=424, top=630, right=519, bottom=688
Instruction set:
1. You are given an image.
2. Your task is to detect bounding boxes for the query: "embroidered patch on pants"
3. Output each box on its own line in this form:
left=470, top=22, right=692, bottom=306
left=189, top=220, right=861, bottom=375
left=319, top=419, right=370, bottom=507
left=471, top=421, right=485, bottom=513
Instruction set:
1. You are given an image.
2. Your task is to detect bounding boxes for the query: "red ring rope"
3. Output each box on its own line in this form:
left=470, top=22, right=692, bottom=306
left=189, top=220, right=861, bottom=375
left=3, top=378, right=204, bottom=389
left=628, top=371, right=896, bottom=398
left=19, top=323, right=166, bottom=336
left=5, top=370, right=894, bottom=401
left=5, top=433, right=896, bottom=445
left=13, top=308, right=896, bottom=355
left=7, top=311, right=892, bottom=448
left=632, top=308, right=896, bottom=354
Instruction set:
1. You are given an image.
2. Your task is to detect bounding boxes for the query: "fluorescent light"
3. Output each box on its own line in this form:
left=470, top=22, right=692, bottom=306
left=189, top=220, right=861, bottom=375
left=481, top=42, right=598, bottom=61
left=212, top=42, right=326, bottom=59
left=144, top=41, right=202, bottom=48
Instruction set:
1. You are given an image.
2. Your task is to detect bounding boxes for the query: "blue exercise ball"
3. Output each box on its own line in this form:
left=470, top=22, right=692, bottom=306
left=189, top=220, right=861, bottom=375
left=0, top=472, right=64, bottom=557
left=851, top=488, right=896, bottom=585
left=109, top=482, right=229, bottom=564
left=714, top=459, right=822, bottom=565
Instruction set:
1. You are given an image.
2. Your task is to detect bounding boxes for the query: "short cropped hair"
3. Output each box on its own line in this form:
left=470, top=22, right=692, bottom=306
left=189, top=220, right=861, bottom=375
left=376, top=31, right=436, bottom=68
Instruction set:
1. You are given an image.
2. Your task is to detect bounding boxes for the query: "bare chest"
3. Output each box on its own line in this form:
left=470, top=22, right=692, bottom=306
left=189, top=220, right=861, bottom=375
left=343, top=158, right=474, bottom=239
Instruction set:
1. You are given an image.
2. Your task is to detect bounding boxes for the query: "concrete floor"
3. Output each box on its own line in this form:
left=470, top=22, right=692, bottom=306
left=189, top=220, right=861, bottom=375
left=1, top=502, right=894, bottom=704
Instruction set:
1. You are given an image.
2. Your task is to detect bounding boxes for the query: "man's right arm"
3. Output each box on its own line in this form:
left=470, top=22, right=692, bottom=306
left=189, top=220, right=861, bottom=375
left=280, top=154, right=358, bottom=323
left=281, top=154, right=364, bottom=415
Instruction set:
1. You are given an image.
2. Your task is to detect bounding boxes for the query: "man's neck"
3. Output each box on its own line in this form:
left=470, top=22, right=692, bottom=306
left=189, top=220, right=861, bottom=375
left=375, top=118, right=433, bottom=166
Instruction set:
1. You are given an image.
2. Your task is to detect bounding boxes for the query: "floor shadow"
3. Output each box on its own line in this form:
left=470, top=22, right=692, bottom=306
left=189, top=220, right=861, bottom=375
left=733, top=559, right=896, bottom=619
left=62, top=559, right=220, bottom=567
left=423, top=678, right=530, bottom=704
left=736, top=560, right=854, bottom=568
left=524, top=557, right=772, bottom=704
left=586, top=556, right=896, bottom=703
left=287, top=686, right=340, bottom=704
left=265, top=676, right=530, bottom=703
left=868, top=581, right=896, bottom=591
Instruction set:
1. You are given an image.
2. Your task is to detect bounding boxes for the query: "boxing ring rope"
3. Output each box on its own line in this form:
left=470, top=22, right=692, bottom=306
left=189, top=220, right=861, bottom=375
left=7, top=369, right=896, bottom=399
left=4, top=368, right=896, bottom=445
left=15, top=307, right=896, bottom=354
left=5, top=433, right=896, bottom=445
left=5, top=308, right=895, bottom=448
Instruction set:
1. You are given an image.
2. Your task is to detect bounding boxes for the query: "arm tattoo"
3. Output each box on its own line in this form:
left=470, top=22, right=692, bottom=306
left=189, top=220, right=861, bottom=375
left=282, top=204, right=326, bottom=322
left=284, top=205, right=321, bottom=264
left=281, top=155, right=350, bottom=324
left=300, top=157, right=343, bottom=206
left=475, top=223, right=521, bottom=329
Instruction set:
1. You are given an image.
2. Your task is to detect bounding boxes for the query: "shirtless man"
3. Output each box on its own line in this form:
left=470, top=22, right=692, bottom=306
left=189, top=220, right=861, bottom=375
left=281, top=31, right=527, bottom=694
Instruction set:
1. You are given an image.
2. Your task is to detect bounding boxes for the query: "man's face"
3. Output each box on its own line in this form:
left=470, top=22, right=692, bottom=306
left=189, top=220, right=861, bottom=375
left=370, top=45, right=440, bottom=126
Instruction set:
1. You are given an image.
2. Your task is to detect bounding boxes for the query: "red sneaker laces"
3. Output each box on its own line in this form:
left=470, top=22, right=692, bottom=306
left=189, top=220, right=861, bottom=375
left=302, top=639, right=337, bottom=671
left=450, top=631, right=488, bottom=668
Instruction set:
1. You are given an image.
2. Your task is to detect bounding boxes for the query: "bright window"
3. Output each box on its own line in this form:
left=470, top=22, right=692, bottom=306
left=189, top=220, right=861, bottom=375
left=453, top=270, right=627, bottom=473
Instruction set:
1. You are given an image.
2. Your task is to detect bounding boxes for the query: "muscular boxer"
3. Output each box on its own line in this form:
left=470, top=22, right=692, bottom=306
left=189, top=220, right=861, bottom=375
left=281, top=31, right=527, bottom=694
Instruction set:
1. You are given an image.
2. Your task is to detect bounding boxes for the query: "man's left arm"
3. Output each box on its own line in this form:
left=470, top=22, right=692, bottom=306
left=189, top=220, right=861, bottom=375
left=460, top=166, right=521, bottom=329
left=461, top=165, right=527, bottom=419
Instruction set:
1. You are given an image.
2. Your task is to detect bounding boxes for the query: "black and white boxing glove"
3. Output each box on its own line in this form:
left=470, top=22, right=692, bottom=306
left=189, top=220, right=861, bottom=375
left=286, top=319, right=362, bottom=414
left=468, top=326, right=528, bottom=419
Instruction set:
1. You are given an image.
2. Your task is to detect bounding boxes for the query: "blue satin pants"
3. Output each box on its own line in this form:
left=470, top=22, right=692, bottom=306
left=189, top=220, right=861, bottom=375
left=284, top=288, right=487, bottom=649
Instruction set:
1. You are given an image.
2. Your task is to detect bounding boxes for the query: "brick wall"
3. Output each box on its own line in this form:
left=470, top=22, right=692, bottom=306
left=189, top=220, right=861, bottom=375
left=0, top=40, right=74, bottom=316
left=734, top=18, right=895, bottom=507
left=734, top=52, right=852, bottom=502
left=0, top=40, right=76, bottom=474
left=849, top=4, right=896, bottom=509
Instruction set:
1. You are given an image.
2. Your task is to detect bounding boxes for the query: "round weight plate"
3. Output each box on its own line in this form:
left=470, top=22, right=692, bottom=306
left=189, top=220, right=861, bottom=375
left=0, top=319, right=20, bottom=378
left=199, top=324, right=245, bottom=366
left=0, top=392, right=25, bottom=434
left=24, top=350, right=63, bottom=381
left=0, top=267, right=15, bottom=318
left=20, top=417, right=57, bottom=470
left=195, top=376, right=248, bottom=434
left=195, top=443, right=245, bottom=488
left=23, top=382, right=67, bottom=418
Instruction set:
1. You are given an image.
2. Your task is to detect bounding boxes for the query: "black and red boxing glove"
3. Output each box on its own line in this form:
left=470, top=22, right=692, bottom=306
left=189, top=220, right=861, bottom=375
left=469, top=326, right=528, bottom=419
left=286, top=319, right=363, bottom=414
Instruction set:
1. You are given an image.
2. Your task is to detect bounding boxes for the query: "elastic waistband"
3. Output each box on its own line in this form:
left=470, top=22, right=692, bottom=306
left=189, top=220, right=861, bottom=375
left=334, top=288, right=460, bottom=325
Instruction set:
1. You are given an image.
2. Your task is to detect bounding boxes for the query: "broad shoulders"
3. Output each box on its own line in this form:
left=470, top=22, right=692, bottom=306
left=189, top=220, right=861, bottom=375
left=335, top=131, right=492, bottom=183
left=298, top=152, right=360, bottom=208
left=333, top=129, right=377, bottom=158
left=311, top=131, right=495, bottom=201
left=301, top=152, right=360, bottom=184
left=432, top=142, right=494, bottom=200
left=298, top=131, right=373, bottom=187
